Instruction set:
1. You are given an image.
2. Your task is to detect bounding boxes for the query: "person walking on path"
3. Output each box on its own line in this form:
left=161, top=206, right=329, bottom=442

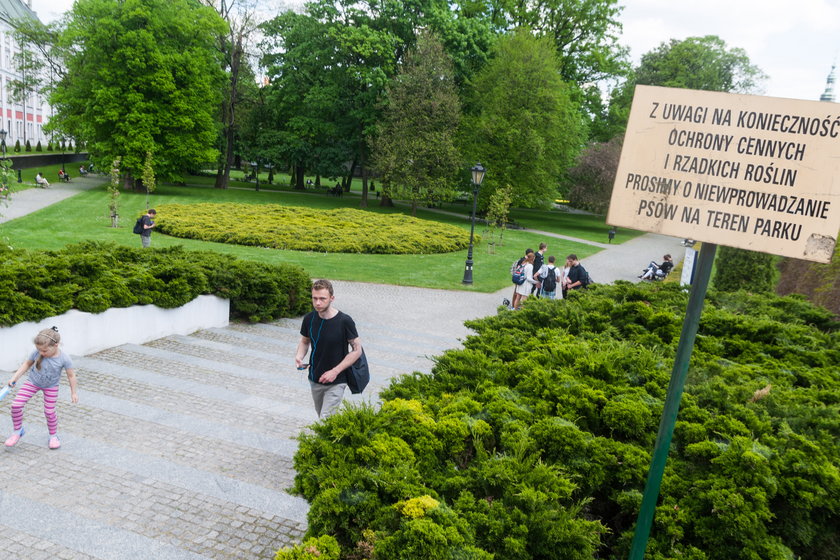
left=5, top=327, right=78, bottom=450
left=608, top=228, right=616, bottom=243
left=140, top=209, right=156, bottom=248
left=295, top=279, right=363, bottom=419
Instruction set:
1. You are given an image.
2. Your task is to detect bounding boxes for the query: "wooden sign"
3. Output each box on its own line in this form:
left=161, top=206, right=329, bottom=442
left=608, top=85, right=840, bottom=263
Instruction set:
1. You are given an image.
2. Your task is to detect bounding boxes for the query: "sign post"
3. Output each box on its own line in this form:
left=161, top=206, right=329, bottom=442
left=607, top=85, right=840, bottom=558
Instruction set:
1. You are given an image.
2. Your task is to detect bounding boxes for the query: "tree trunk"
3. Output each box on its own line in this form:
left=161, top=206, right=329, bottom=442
left=214, top=32, right=243, bottom=189
left=359, top=153, right=369, bottom=208
left=343, top=157, right=357, bottom=191
left=315, top=174, right=321, bottom=187
left=294, top=165, right=306, bottom=189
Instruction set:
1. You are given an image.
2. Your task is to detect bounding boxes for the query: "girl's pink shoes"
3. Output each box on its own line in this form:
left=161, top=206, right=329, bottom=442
left=4, top=427, right=25, bottom=447
left=48, top=436, right=61, bottom=449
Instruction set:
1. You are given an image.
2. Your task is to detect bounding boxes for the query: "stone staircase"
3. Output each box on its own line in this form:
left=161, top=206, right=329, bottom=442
left=0, top=316, right=458, bottom=559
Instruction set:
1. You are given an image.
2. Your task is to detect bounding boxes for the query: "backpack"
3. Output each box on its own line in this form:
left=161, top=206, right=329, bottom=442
left=581, top=267, right=593, bottom=288
left=542, top=266, right=557, bottom=292
left=133, top=216, right=145, bottom=234
left=511, top=260, right=526, bottom=285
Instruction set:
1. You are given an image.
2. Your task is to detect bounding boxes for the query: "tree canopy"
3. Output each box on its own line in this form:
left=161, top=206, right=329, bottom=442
left=461, top=29, right=586, bottom=209
left=372, top=31, right=463, bottom=215
left=48, top=0, right=227, bottom=182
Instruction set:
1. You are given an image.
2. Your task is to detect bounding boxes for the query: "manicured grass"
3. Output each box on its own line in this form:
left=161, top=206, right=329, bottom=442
left=0, top=182, right=600, bottom=292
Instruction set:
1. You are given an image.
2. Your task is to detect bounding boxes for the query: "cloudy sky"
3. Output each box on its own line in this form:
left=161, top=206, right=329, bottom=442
left=30, top=0, right=840, bottom=102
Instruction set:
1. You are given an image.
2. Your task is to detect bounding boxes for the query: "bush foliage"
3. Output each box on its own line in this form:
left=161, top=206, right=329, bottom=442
left=153, top=203, right=477, bottom=254
left=0, top=241, right=311, bottom=325
left=287, top=282, right=839, bottom=559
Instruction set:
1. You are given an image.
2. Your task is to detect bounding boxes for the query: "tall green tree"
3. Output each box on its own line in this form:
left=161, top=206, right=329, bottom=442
left=603, top=35, right=767, bottom=139
left=49, top=0, right=227, bottom=184
left=372, top=31, right=462, bottom=216
left=461, top=29, right=585, bottom=209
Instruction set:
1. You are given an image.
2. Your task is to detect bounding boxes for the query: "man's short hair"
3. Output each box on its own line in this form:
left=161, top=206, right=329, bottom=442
left=148, top=209, right=157, bottom=215
left=664, top=254, right=671, bottom=260
left=539, top=242, right=547, bottom=250
left=525, top=248, right=534, bottom=255
left=312, top=279, right=334, bottom=296
left=548, top=255, right=556, bottom=263
left=567, top=254, right=578, bottom=261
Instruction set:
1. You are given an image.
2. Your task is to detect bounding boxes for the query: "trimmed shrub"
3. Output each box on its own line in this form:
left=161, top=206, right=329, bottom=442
left=25, top=140, right=31, bottom=152
left=35, top=140, right=42, bottom=152
left=283, top=282, right=839, bottom=559
left=0, top=242, right=310, bottom=325
left=154, top=202, right=478, bottom=254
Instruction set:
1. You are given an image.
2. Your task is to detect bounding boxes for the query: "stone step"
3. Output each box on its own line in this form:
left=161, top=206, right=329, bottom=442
left=0, top=312, right=462, bottom=559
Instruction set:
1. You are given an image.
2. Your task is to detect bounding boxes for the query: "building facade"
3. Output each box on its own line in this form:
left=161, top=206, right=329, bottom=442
left=0, top=0, right=49, bottom=149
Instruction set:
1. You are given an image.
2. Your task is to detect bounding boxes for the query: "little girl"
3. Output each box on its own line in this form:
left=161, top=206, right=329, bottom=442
left=5, top=327, right=78, bottom=449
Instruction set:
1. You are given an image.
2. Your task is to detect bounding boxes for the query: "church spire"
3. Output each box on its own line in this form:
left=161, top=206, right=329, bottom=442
left=821, top=63, right=836, bottom=102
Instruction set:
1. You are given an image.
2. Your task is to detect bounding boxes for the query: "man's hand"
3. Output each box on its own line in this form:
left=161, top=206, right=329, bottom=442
left=319, top=369, right=338, bottom=384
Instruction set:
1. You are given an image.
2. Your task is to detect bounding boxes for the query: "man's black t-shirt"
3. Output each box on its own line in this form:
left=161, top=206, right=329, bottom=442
left=567, top=264, right=586, bottom=289
left=300, top=310, right=359, bottom=385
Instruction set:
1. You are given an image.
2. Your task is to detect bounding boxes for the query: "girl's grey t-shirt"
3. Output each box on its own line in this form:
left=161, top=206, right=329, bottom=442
left=27, top=349, right=73, bottom=388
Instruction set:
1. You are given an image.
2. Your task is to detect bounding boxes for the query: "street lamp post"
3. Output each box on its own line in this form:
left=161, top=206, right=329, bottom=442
left=462, top=163, right=486, bottom=285
left=60, top=137, right=66, bottom=174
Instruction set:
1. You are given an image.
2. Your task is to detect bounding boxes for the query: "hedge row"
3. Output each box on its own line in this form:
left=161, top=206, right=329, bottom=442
left=283, top=283, right=839, bottom=560
left=154, top=203, right=478, bottom=254
left=0, top=242, right=311, bottom=325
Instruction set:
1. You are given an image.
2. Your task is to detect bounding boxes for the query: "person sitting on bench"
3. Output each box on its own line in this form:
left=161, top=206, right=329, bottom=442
left=35, top=172, right=50, bottom=188
left=58, top=169, right=71, bottom=182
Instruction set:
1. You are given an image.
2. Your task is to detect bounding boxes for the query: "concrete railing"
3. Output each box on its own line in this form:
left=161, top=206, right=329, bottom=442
left=0, top=295, right=229, bottom=371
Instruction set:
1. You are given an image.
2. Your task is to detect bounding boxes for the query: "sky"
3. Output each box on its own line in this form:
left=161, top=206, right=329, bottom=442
left=29, top=0, right=840, bottom=102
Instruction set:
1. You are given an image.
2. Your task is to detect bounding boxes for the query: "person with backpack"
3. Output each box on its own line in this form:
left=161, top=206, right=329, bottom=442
left=134, top=209, right=157, bottom=248
left=504, top=248, right=533, bottom=309
left=512, top=252, right=537, bottom=310
left=565, top=254, right=591, bottom=291
left=536, top=255, right=562, bottom=299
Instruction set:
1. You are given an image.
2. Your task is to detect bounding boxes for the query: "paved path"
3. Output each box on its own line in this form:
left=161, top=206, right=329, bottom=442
left=0, top=182, right=687, bottom=558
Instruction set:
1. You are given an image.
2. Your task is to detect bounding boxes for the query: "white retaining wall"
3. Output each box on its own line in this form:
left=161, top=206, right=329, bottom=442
left=0, top=295, right=229, bottom=371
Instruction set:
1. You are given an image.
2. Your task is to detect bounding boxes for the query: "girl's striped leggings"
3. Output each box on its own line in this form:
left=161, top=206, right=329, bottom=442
left=10, top=381, right=59, bottom=435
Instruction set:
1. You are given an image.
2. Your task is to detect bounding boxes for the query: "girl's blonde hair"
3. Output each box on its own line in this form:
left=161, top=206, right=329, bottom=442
left=33, top=327, right=60, bottom=370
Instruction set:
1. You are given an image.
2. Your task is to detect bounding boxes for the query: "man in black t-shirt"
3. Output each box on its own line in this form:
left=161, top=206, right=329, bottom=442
left=565, top=254, right=587, bottom=291
left=532, top=242, right=547, bottom=297
left=295, top=279, right=362, bottom=419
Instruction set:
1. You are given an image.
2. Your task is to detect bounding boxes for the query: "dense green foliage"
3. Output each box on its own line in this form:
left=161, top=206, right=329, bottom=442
left=714, top=246, right=776, bottom=293
left=603, top=35, right=766, bottom=139
left=462, top=30, right=586, bottom=209
left=0, top=242, right=310, bottom=325
left=154, top=203, right=477, bottom=254
left=49, top=0, right=227, bottom=182
left=287, top=283, right=839, bottom=559
left=372, top=31, right=463, bottom=215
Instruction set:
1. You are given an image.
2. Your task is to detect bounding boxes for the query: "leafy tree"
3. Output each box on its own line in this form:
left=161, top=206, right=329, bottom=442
left=107, top=157, right=121, bottom=227
left=483, top=183, right=513, bottom=248
left=481, top=0, right=628, bottom=86
left=48, top=0, right=227, bottom=185
left=372, top=31, right=462, bottom=216
left=565, top=136, right=622, bottom=213
left=604, top=35, right=767, bottom=138
left=461, top=29, right=585, bottom=209
left=198, top=0, right=261, bottom=190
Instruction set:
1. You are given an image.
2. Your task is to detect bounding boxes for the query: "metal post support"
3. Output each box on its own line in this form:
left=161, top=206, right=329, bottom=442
left=628, top=243, right=718, bottom=560
left=461, top=185, right=479, bottom=284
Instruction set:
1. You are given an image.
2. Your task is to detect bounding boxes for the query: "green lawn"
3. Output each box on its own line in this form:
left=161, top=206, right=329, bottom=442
left=0, top=177, right=639, bottom=292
